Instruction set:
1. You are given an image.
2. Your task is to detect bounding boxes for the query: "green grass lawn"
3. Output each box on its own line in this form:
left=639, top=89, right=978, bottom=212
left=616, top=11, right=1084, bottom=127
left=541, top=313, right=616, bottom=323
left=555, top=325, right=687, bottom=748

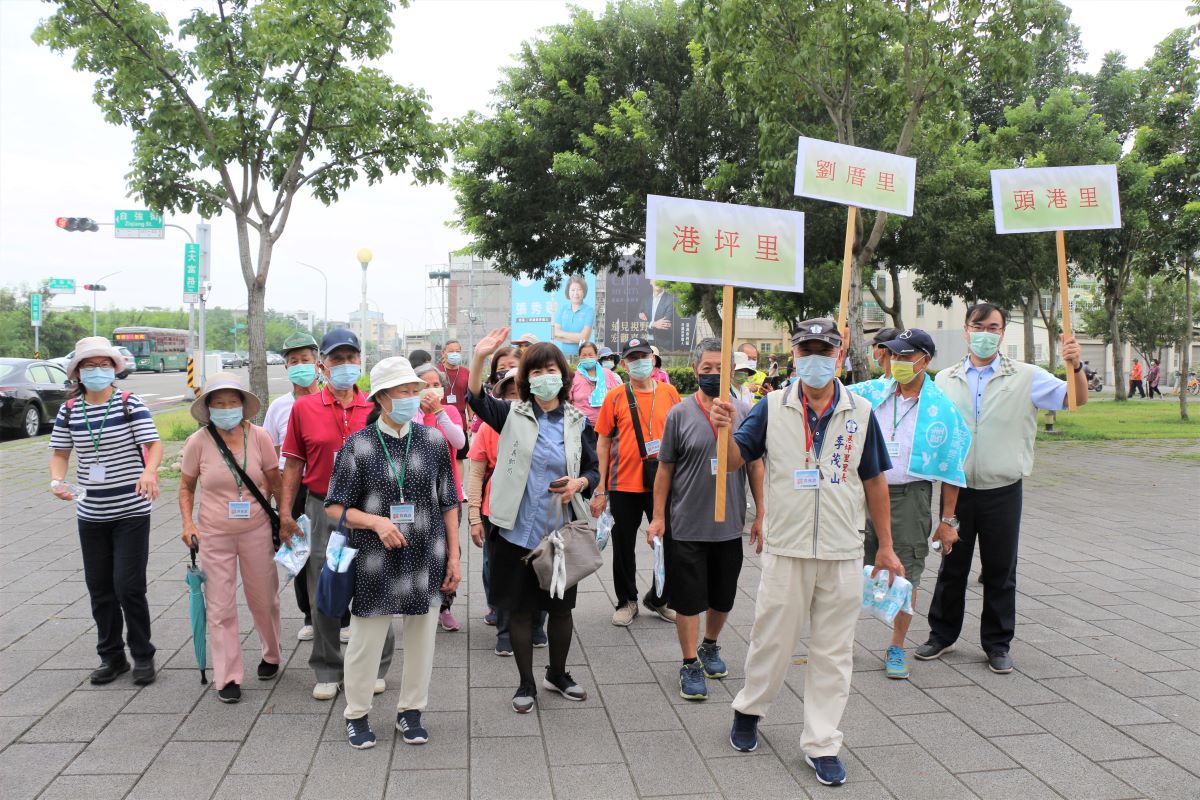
left=152, top=408, right=203, bottom=442
left=1038, top=397, right=1198, bottom=441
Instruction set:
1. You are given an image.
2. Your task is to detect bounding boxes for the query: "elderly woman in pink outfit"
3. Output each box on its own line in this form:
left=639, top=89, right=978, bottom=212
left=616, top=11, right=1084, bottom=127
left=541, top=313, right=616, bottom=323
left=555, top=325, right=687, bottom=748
left=179, top=373, right=283, bottom=704
left=568, top=341, right=621, bottom=427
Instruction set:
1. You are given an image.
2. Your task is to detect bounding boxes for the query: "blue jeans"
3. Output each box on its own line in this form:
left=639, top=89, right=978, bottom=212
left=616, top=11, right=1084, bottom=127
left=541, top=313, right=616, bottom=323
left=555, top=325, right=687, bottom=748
left=78, top=514, right=155, bottom=661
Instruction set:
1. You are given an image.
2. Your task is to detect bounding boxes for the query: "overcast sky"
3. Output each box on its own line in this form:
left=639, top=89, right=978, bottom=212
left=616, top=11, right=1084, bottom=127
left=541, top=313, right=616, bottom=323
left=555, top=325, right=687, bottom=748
left=0, top=0, right=1192, bottom=333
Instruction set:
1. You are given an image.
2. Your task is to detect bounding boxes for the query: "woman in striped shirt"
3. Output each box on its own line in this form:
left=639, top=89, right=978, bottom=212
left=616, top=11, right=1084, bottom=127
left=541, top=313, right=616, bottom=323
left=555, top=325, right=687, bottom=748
left=49, top=336, right=163, bottom=686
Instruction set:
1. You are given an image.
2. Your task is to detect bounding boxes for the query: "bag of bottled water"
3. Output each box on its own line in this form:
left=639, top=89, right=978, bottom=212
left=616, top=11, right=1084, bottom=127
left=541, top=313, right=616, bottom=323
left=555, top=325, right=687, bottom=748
left=595, top=509, right=613, bottom=552
left=861, top=566, right=914, bottom=626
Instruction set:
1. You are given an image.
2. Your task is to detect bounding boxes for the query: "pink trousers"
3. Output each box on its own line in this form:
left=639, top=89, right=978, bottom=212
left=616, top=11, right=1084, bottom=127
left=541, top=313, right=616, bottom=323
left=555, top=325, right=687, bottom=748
left=201, top=526, right=281, bottom=688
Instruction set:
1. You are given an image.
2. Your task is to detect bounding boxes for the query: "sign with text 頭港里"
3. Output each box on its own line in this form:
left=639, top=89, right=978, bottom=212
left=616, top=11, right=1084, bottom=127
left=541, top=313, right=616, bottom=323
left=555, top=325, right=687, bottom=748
left=793, top=137, right=917, bottom=217
left=645, top=195, right=804, bottom=292
left=991, top=165, right=1121, bottom=234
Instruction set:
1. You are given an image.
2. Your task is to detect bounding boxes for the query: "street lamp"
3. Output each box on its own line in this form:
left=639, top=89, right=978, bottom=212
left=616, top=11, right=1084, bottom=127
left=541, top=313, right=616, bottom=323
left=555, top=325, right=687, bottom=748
left=357, top=248, right=373, bottom=359
left=296, top=261, right=330, bottom=336
left=89, top=271, right=121, bottom=336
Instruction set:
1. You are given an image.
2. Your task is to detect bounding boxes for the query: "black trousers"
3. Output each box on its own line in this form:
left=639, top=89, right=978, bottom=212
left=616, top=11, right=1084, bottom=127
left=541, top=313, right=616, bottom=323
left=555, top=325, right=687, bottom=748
left=1129, top=379, right=1146, bottom=398
left=78, top=514, right=155, bottom=662
left=927, top=480, right=1022, bottom=655
left=608, top=490, right=668, bottom=607
left=1148, top=382, right=1163, bottom=399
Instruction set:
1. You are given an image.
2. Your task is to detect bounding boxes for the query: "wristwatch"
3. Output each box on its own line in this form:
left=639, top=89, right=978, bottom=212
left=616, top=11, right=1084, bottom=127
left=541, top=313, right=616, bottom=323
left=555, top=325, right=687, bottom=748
left=940, top=515, right=960, bottom=529
left=1073, top=363, right=1083, bottom=373
left=50, top=479, right=62, bottom=489
left=595, top=490, right=608, bottom=497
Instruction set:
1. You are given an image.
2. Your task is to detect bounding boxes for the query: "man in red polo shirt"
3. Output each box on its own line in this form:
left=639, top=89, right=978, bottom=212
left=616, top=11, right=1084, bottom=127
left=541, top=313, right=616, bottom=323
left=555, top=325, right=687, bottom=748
left=441, top=340, right=471, bottom=495
left=279, top=328, right=394, bottom=701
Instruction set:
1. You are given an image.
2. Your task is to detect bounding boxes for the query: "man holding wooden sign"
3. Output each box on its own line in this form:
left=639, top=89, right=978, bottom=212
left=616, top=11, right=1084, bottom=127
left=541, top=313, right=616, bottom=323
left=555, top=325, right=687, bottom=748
left=709, top=319, right=900, bottom=788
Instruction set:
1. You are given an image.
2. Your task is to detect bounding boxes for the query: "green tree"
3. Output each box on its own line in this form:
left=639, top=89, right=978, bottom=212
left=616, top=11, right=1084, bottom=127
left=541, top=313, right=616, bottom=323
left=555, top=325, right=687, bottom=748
left=451, top=0, right=760, bottom=336
left=35, top=0, right=448, bottom=412
left=697, top=0, right=1070, bottom=370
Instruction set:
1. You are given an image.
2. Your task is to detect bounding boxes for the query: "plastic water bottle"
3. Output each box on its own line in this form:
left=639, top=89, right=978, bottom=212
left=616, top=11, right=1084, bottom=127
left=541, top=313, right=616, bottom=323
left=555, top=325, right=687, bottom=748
left=930, top=536, right=944, bottom=555
left=871, top=572, right=887, bottom=603
left=63, top=483, right=87, bottom=501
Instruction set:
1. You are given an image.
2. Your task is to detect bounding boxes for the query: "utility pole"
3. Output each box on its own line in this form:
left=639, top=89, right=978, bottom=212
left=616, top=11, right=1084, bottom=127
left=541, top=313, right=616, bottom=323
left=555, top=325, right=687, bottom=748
left=197, top=222, right=212, bottom=388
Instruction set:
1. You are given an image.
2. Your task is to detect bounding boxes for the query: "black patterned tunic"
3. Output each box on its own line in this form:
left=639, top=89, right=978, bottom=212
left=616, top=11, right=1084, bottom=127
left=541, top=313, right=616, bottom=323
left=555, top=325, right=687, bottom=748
left=325, top=421, right=459, bottom=616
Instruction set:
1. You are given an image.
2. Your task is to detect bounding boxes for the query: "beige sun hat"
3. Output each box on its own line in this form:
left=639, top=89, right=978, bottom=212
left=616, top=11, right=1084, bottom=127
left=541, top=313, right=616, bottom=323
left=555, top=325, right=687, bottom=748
left=368, top=357, right=423, bottom=400
left=66, top=336, right=126, bottom=380
left=189, top=372, right=262, bottom=425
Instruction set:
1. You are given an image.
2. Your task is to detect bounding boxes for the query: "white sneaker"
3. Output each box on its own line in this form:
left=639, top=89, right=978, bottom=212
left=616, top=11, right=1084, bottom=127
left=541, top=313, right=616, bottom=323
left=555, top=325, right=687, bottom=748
left=374, top=678, right=386, bottom=695
left=312, top=681, right=340, bottom=701
left=340, top=627, right=351, bottom=644
left=297, top=624, right=314, bottom=642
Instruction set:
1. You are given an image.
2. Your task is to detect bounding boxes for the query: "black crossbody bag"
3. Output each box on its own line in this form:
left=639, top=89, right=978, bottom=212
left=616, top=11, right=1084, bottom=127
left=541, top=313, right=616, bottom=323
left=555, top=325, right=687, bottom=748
left=206, top=424, right=282, bottom=550
left=625, top=383, right=659, bottom=491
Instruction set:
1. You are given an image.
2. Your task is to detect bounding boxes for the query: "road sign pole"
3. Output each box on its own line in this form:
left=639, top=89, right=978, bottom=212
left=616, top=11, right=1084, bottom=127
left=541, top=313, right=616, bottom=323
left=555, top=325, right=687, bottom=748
left=31, top=293, right=42, bottom=357
left=196, top=222, right=212, bottom=388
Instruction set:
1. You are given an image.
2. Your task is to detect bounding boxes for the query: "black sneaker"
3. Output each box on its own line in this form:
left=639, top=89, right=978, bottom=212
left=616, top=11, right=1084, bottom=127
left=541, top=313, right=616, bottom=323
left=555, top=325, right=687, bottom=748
left=131, top=657, right=156, bottom=685
left=987, top=651, right=1014, bottom=674
left=730, top=709, right=760, bottom=752
left=257, top=660, right=279, bottom=680
left=345, top=716, right=377, bottom=749
left=542, top=669, right=587, bottom=701
left=397, top=710, right=429, bottom=744
left=217, top=682, right=242, bottom=703
left=89, top=658, right=130, bottom=685
left=914, top=640, right=955, bottom=661
left=512, top=684, right=537, bottom=714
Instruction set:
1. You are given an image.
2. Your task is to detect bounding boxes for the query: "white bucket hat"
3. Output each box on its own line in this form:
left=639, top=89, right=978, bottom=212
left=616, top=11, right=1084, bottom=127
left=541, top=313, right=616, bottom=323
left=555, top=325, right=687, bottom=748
left=190, top=372, right=262, bottom=424
left=66, top=336, right=126, bottom=380
left=733, top=351, right=754, bottom=373
left=368, top=357, right=423, bottom=400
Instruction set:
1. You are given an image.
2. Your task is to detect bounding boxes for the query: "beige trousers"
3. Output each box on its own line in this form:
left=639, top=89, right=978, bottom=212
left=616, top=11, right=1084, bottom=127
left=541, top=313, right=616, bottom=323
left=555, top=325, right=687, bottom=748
left=343, top=607, right=438, bottom=720
left=732, top=553, right=861, bottom=756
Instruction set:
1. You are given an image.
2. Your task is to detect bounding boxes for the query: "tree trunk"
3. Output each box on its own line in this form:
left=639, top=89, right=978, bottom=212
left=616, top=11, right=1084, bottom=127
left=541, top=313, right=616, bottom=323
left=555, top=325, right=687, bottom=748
left=1023, top=296, right=1036, bottom=363
left=1040, top=291, right=1059, bottom=371
left=848, top=257, right=867, bottom=384
left=887, top=264, right=904, bottom=330
left=1108, top=294, right=1127, bottom=401
left=233, top=213, right=270, bottom=421
left=700, top=286, right=722, bottom=340
left=1181, top=253, right=1191, bottom=421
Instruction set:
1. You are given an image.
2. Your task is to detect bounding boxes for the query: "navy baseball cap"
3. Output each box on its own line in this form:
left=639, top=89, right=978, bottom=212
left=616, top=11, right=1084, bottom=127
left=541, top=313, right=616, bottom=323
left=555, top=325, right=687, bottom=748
left=320, top=327, right=361, bottom=356
left=882, top=329, right=936, bottom=358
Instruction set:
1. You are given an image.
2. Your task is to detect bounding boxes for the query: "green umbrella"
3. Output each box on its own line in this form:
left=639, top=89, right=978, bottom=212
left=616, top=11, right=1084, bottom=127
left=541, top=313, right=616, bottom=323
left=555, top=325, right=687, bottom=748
left=186, top=536, right=208, bottom=684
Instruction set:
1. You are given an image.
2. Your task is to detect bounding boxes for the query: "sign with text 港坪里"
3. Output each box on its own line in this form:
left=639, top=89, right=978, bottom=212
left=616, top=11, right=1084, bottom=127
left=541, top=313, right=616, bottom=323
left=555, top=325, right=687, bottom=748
left=793, top=137, right=917, bottom=217
left=114, top=209, right=165, bottom=239
left=645, top=195, right=804, bottom=292
left=991, top=165, right=1121, bottom=234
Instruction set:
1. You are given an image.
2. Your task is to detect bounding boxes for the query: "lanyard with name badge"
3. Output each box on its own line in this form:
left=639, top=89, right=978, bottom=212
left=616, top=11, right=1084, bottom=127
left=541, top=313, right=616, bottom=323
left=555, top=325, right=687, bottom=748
left=444, top=366, right=460, bottom=405
left=82, top=393, right=117, bottom=482
left=377, top=423, right=415, bottom=524
left=220, top=425, right=253, bottom=519
left=887, top=391, right=919, bottom=459
left=635, top=382, right=662, bottom=457
left=794, top=391, right=832, bottom=490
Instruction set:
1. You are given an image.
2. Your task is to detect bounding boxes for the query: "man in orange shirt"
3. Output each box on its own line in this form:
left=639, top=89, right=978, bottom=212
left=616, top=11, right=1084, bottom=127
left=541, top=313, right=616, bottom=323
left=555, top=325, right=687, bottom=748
left=593, top=338, right=682, bottom=626
left=1129, top=359, right=1146, bottom=398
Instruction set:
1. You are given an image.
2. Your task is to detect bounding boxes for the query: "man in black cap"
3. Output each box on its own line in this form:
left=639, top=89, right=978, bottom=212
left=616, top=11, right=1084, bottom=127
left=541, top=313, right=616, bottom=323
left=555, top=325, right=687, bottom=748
left=709, top=318, right=901, bottom=787
left=871, top=327, right=900, bottom=378
left=279, top=328, right=394, bottom=701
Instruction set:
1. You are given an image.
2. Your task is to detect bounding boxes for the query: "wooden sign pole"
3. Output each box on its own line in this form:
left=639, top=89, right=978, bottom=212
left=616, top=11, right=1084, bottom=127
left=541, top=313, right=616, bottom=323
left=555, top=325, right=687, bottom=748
left=835, top=206, right=857, bottom=375
left=1055, top=230, right=1077, bottom=411
left=714, top=284, right=735, bottom=522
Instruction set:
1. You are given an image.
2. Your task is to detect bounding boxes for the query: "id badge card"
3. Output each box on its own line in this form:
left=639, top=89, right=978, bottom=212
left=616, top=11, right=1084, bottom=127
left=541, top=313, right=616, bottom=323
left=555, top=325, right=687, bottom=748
left=710, top=457, right=718, bottom=476
left=886, top=440, right=901, bottom=459
left=88, top=463, right=107, bottom=482
left=793, top=469, right=820, bottom=490
left=645, top=439, right=661, bottom=457
left=445, top=394, right=457, bottom=405
left=228, top=500, right=252, bottom=519
left=390, top=504, right=415, bottom=524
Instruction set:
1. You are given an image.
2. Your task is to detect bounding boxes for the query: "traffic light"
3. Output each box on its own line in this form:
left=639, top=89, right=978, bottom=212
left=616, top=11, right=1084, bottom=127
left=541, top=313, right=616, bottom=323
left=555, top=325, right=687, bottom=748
left=55, top=216, right=99, bottom=232
left=82, top=284, right=107, bottom=292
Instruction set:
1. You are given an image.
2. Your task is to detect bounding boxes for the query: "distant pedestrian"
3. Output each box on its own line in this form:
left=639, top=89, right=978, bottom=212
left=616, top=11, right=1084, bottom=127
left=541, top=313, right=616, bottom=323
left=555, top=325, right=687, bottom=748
left=569, top=341, right=622, bottom=428
left=1129, top=359, right=1146, bottom=398
left=871, top=327, right=900, bottom=378
left=408, top=349, right=432, bottom=369
left=179, top=373, right=282, bottom=703
left=49, top=336, right=164, bottom=686
left=1147, top=359, right=1162, bottom=399
left=650, top=346, right=673, bottom=385
left=439, top=340, right=472, bottom=493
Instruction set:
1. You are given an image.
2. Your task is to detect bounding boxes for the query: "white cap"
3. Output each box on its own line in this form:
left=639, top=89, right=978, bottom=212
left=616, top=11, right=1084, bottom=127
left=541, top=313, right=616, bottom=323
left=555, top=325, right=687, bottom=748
left=368, top=357, right=423, bottom=400
left=733, top=351, right=754, bottom=373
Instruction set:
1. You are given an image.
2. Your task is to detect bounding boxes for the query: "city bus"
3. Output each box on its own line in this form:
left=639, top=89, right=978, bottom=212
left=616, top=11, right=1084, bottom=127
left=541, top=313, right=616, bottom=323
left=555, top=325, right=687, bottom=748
left=112, top=327, right=189, bottom=372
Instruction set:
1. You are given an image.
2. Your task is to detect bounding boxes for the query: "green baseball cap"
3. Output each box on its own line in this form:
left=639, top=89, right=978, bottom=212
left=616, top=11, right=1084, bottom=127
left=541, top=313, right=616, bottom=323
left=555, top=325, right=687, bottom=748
left=281, top=332, right=319, bottom=355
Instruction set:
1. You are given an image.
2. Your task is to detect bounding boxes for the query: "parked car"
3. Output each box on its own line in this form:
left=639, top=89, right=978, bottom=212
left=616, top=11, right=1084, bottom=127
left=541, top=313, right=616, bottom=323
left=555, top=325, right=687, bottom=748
left=266, top=351, right=284, bottom=365
left=50, top=349, right=134, bottom=377
left=0, top=359, right=70, bottom=438
left=218, top=351, right=242, bottom=369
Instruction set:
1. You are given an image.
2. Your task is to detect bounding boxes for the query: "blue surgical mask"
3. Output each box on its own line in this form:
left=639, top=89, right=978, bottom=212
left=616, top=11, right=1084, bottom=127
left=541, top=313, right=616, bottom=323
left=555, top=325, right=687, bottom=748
left=79, top=367, right=115, bottom=392
left=577, top=358, right=598, bottom=372
left=328, top=363, right=361, bottom=390
left=287, top=364, right=317, bottom=387
left=530, top=373, right=564, bottom=401
left=387, top=396, right=422, bottom=426
left=446, top=352, right=463, bottom=366
left=627, top=358, right=654, bottom=380
left=697, top=374, right=722, bottom=397
left=795, top=355, right=838, bottom=389
left=209, top=407, right=243, bottom=431
left=969, top=331, right=1001, bottom=360
left=600, top=359, right=617, bottom=370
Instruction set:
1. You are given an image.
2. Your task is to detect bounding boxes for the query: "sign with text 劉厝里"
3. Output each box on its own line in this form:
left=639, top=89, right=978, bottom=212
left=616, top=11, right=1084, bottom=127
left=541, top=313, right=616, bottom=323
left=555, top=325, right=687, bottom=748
left=793, top=137, right=916, bottom=216
left=645, top=195, right=804, bottom=292
left=991, top=165, right=1121, bottom=234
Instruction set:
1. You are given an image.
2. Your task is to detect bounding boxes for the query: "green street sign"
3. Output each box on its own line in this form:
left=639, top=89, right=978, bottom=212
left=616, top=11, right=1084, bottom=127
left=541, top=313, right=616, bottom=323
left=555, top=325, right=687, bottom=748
left=48, top=278, right=75, bottom=294
left=114, top=209, right=165, bottom=239
left=30, top=293, right=42, bottom=326
left=229, top=323, right=246, bottom=333
left=183, top=243, right=200, bottom=302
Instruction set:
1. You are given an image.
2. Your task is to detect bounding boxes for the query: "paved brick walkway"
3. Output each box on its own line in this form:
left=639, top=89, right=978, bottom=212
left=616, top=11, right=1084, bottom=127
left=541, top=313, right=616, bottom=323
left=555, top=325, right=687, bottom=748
left=1, top=434, right=1197, bottom=799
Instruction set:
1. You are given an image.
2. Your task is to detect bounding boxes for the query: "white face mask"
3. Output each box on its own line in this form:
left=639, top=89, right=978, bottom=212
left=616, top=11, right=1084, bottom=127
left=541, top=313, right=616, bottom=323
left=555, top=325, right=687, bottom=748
left=422, top=386, right=444, bottom=401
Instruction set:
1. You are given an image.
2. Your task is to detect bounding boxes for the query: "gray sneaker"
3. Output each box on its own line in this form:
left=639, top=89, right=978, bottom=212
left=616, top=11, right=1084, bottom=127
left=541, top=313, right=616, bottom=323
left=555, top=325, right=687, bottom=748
left=611, top=600, right=638, bottom=627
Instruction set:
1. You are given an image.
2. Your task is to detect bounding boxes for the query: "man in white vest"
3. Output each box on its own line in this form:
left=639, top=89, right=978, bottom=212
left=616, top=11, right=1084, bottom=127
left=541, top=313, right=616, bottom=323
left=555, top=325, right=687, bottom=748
left=918, top=303, right=1088, bottom=675
left=710, top=318, right=903, bottom=788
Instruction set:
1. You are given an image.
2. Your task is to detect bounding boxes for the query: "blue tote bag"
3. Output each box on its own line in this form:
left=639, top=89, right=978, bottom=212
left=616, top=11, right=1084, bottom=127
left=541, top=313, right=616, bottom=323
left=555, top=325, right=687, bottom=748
left=316, top=509, right=357, bottom=619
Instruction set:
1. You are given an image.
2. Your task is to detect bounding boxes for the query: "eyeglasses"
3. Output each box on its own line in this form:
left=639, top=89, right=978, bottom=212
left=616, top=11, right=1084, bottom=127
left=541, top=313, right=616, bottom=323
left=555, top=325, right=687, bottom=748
left=967, top=323, right=1004, bottom=334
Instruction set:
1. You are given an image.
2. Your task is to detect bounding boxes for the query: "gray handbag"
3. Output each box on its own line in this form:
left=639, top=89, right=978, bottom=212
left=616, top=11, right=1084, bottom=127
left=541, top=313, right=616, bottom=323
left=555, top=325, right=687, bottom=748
left=524, top=498, right=602, bottom=598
